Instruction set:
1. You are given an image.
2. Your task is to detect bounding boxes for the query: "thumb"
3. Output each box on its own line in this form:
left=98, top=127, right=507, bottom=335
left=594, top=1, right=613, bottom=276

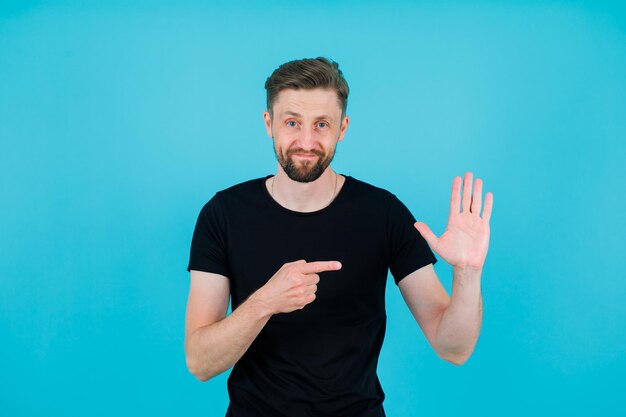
left=414, top=221, right=438, bottom=249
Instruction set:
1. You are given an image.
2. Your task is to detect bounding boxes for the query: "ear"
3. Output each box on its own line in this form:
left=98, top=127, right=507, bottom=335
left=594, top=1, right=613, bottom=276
left=337, top=115, right=349, bottom=142
left=263, top=111, right=273, bottom=138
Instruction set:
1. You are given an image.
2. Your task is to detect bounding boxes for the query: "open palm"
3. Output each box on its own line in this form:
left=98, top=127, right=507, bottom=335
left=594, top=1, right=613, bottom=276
left=415, top=172, right=493, bottom=270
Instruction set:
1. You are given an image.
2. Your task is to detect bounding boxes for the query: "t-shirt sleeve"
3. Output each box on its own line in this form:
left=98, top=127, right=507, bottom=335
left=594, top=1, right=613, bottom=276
left=186, top=193, right=231, bottom=277
left=387, top=194, right=437, bottom=285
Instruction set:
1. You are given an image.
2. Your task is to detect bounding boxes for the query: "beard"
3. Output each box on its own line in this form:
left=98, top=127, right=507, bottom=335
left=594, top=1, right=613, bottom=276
left=273, top=143, right=336, bottom=183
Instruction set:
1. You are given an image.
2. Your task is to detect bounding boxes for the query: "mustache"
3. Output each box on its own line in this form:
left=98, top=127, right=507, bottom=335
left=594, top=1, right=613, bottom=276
left=286, top=148, right=325, bottom=157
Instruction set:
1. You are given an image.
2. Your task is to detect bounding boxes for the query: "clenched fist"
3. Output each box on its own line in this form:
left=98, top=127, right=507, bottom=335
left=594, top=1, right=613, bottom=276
left=253, top=260, right=342, bottom=314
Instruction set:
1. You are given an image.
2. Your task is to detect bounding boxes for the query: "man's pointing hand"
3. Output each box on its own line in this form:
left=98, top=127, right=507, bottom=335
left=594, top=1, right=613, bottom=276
left=253, top=260, right=342, bottom=315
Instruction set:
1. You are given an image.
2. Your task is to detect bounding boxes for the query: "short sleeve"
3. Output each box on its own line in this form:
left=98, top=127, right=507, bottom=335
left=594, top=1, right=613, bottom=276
left=387, top=195, right=437, bottom=285
left=186, top=193, right=231, bottom=277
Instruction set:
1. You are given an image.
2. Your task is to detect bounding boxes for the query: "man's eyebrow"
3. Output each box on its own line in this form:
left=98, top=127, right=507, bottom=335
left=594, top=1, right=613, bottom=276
left=282, top=111, right=335, bottom=122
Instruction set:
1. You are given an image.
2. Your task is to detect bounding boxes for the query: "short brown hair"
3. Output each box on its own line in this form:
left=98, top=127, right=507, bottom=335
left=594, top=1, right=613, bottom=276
left=264, top=57, right=349, bottom=117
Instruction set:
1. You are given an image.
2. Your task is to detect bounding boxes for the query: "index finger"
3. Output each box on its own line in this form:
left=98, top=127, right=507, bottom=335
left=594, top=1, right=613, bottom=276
left=297, top=261, right=342, bottom=274
left=450, top=175, right=462, bottom=215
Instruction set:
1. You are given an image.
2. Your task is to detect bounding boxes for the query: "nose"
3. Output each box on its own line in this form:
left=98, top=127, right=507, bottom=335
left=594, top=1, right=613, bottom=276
left=298, top=125, right=315, bottom=150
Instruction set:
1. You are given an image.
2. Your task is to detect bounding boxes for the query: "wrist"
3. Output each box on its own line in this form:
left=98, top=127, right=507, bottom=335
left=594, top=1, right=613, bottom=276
left=453, top=264, right=483, bottom=273
left=452, top=265, right=482, bottom=283
left=248, top=288, right=276, bottom=319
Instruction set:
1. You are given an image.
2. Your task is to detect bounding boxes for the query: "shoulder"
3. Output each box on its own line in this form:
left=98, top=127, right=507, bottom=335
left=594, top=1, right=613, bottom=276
left=217, top=177, right=267, bottom=198
left=344, top=176, right=399, bottom=207
left=199, top=176, right=269, bottom=214
left=343, top=176, right=416, bottom=226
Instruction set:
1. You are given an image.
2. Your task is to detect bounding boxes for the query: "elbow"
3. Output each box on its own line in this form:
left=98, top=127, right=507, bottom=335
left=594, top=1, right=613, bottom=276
left=186, top=356, right=212, bottom=382
left=436, top=347, right=473, bottom=366
left=192, top=371, right=211, bottom=383
left=194, top=374, right=211, bottom=382
left=185, top=338, right=216, bottom=382
left=441, top=352, right=470, bottom=366
left=433, top=335, right=478, bottom=366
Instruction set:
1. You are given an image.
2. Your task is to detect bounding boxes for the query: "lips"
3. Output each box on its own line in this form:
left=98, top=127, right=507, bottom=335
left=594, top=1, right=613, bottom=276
left=287, top=149, right=323, bottom=158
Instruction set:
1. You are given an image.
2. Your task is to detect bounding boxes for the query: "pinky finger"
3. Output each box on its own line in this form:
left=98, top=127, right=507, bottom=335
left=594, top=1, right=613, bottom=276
left=308, top=293, right=317, bottom=304
left=482, top=192, right=494, bottom=222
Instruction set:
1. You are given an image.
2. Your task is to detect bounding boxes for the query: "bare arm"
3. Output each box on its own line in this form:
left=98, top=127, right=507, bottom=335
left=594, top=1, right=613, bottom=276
left=404, top=172, right=492, bottom=365
left=184, top=271, right=273, bottom=381
left=398, top=264, right=480, bottom=365
left=184, top=260, right=342, bottom=381
left=434, top=266, right=482, bottom=363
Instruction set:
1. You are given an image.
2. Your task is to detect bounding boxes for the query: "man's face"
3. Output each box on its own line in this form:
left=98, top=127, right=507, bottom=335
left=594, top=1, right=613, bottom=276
left=263, top=88, right=349, bottom=183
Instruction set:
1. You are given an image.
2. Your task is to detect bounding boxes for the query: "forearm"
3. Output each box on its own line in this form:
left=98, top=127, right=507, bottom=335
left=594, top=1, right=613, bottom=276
left=185, top=291, right=273, bottom=381
left=434, top=266, right=483, bottom=365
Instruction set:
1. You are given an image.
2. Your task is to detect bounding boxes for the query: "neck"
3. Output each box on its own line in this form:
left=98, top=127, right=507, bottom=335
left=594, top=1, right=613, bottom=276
left=268, top=166, right=343, bottom=213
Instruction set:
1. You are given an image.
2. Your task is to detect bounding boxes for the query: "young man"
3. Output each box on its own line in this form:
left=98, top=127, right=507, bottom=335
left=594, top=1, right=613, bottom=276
left=185, top=57, right=493, bottom=417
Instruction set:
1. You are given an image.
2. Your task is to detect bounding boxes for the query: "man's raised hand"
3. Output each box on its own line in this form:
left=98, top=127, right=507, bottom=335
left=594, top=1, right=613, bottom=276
left=253, top=260, right=342, bottom=315
left=414, top=172, right=493, bottom=270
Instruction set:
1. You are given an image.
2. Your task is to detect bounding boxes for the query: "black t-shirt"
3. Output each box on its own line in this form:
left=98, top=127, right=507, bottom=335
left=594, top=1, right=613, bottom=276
left=187, top=175, right=437, bottom=417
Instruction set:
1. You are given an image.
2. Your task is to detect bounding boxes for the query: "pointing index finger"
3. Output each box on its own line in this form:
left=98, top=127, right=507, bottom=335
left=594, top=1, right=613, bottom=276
left=298, top=261, right=342, bottom=274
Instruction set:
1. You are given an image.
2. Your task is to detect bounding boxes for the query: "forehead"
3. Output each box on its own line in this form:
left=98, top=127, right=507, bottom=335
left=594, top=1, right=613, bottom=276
left=273, top=88, right=342, bottom=118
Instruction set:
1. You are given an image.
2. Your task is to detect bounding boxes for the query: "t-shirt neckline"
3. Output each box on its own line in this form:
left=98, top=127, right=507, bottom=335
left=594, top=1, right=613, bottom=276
left=261, top=174, right=351, bottom=216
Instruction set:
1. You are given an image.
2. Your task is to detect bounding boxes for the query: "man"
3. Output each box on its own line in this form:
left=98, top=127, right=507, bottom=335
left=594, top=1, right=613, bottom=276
left=185, top=57, right=493, bottom=417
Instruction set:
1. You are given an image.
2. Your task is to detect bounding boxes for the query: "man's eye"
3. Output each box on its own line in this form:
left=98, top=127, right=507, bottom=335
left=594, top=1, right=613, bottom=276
left=317, top=122, right=328, bottom=128
left=287, top=121, right=297, bottom=127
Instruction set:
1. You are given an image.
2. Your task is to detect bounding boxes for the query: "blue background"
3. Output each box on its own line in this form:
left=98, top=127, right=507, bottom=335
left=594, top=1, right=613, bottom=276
left=1, top=1, right=624, bottom=416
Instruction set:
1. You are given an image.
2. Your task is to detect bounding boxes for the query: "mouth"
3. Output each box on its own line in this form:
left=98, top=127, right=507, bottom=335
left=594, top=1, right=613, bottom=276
left=293, top=153, right=318, bottom=159
left=288, top=148, right=323, bottom=158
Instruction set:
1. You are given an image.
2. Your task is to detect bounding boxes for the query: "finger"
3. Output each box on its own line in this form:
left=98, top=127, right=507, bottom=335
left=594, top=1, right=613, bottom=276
left=298, top=261, right=342, bottom=274
left=449, top=175, right=462, bottom=216
left=472, top=177, right=483, bottom=216
left=461, top=172, right=473, bottom=213
left=286, top=259, right=306, bottom=265
left=304, top=273, right=320, bottom=285
left=482, top=192, right=493, bottom=222
left=414, top=222, right=438, bottom=250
